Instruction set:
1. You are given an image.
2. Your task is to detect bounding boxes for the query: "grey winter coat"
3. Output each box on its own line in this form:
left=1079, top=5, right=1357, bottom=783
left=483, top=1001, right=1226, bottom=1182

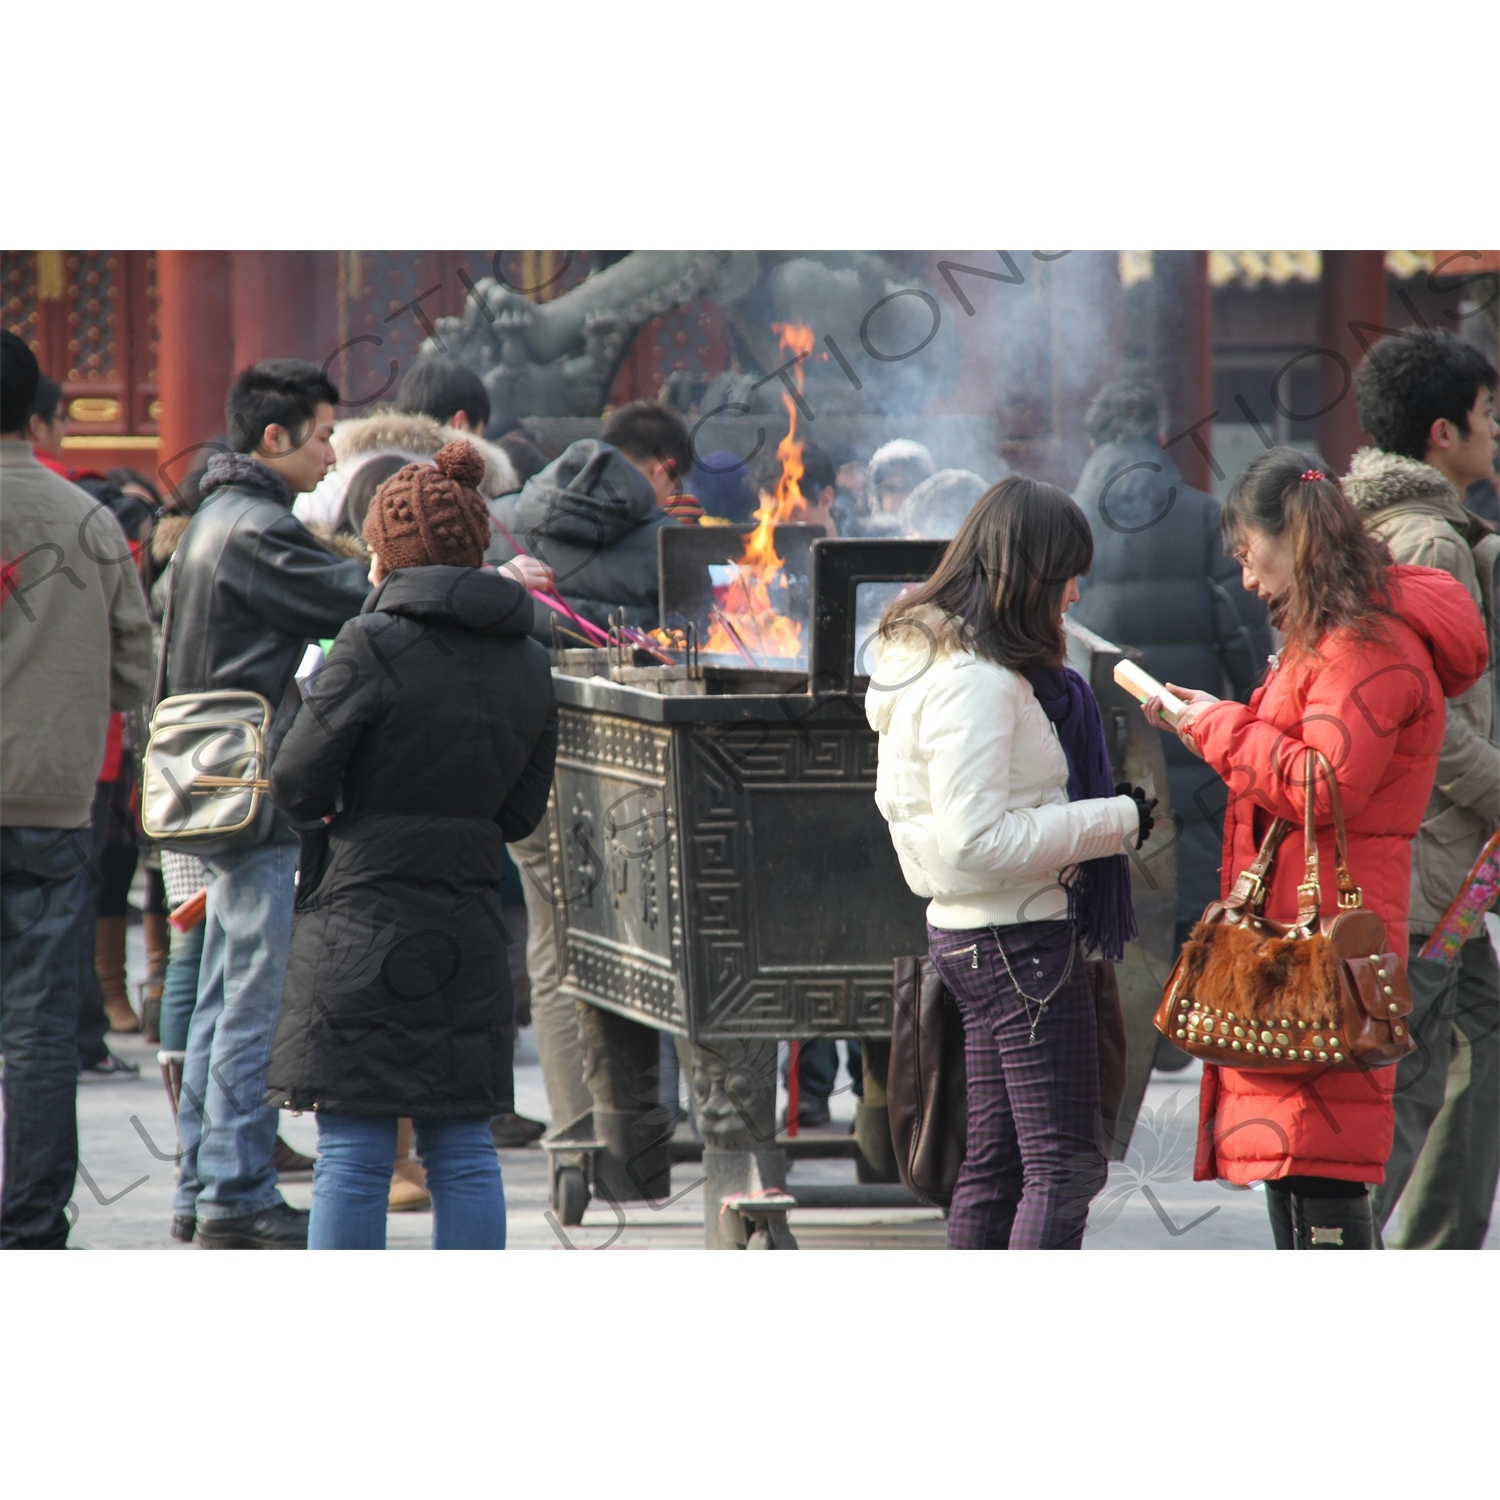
left=1071, top=439, right=1272, bottom=926
left=486, top=439, right=675, bottom=642
left=0, top=442, right=153, bottom=828
left=1344, top=447, right=1500, bottom=932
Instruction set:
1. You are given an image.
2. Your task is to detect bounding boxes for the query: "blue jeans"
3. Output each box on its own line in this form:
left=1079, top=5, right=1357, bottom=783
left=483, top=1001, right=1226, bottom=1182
left=795, top=1038, right=864, bottom=1100
left=309, top=1114, right=506, bottom=1249
left=173, top=843, right=296, bottom=1223
left=1, top=826, right=96, bottom=1249
left=158, top=922, right=205, bottom=1054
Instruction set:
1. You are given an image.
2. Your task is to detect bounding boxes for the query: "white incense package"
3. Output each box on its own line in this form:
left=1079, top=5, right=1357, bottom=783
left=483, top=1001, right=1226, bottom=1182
left=1113, top=659, right=1186, bottom=728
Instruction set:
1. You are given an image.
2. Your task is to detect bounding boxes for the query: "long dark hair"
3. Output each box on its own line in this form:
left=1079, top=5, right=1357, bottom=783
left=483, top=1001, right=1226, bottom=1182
left=880, top=476, right=1093, bottom=668
left=1221, top=447, right=1392, bottom=657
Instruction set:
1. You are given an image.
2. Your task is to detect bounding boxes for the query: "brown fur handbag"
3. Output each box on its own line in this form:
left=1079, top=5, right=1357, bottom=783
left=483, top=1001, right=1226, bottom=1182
left=1152, top=750, right=1416, bottom=1072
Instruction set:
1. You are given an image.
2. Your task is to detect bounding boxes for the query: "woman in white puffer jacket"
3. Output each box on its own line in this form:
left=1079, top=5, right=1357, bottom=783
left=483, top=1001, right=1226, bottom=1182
left=867, top=477, right=1153, bottom=1248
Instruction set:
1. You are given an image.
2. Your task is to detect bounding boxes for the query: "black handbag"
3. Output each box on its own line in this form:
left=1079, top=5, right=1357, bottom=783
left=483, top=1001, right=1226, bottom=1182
left=888, top=956, right=968, bottom=1210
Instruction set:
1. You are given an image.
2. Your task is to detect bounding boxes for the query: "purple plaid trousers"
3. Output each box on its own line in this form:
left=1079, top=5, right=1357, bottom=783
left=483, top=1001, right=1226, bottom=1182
left=927, top=919, right=1107, bottom=1249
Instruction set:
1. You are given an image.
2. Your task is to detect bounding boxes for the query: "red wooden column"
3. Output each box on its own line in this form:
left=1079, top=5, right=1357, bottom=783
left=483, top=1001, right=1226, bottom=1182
left=1151, top=251, right=1214, bottom=492
left=156, top=251, right=233, bottom=497
left=1319, top=251, right=1387, bottom=475
left=230, top=251, right=339, bottom=372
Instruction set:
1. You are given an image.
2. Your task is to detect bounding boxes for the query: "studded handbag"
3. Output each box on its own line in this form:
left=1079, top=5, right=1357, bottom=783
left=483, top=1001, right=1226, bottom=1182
left=1152, top=749, right=1416, bottom=1072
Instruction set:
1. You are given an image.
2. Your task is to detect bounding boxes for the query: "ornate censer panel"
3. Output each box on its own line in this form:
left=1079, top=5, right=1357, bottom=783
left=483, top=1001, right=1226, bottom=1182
left=551, top=708, right=685, bottom=1029
left=682, top=714, right=925, bottom=1040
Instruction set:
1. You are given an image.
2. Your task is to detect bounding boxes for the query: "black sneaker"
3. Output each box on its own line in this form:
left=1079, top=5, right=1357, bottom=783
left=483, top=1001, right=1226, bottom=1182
left=196, top=1201, right=310, bottom=1250
left=491, top=1112, right=547, bottom=1149
left=78, top=1051, right=141, bottom=1082
left=779, top=1095, right=832, bottom=1130
left=170, top=1214, right=196, bottom=1243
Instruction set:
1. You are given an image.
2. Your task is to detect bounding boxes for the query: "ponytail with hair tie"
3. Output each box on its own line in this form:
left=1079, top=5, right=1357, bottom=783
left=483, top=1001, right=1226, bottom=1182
left=1221, top=446, right=1392, bottom=656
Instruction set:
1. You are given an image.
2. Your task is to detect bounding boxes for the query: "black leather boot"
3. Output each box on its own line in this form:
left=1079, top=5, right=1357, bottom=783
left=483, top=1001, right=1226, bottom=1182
left=1266, top=1184, right=1295, bottom=1249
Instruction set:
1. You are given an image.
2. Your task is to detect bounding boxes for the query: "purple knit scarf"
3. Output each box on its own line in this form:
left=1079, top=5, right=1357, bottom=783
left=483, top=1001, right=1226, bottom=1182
left=1021, top=664, right=1138, bottom=962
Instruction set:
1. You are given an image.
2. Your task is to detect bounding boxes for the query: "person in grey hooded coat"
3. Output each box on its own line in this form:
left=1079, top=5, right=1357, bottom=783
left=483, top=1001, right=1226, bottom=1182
left=483, top=402, right=695, bottom=1140
left=488, top=438, right=667, bottom=641
left=1069, top=382, right=1272, bottom=976
left=485, top=402, right=695, bottom=645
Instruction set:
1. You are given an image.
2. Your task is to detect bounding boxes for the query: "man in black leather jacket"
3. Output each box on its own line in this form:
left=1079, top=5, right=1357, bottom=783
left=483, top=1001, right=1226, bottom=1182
left=163, top=360, right=369, bottom=1249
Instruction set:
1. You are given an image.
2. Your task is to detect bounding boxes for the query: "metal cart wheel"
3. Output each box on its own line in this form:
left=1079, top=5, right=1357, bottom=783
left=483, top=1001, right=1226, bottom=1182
left=556, top=1166, right=590, bottom=1226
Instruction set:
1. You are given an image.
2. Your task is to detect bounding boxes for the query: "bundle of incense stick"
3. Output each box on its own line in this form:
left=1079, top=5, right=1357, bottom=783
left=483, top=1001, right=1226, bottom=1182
left=485, top=514, right=678, bottom=665
left=168, top=887, right=207, bottom=932
left=1113, top=659, right=1187, bottom=728
left=531, top=589, right=607, bottom=644
left=711, top=607, right=760, bottom=668
left=615, top=624, right=677, bottom=666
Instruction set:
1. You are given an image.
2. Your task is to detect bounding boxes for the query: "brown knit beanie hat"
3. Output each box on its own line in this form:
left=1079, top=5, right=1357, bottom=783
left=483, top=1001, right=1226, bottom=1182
left=363, top=440, right=492, bottom=571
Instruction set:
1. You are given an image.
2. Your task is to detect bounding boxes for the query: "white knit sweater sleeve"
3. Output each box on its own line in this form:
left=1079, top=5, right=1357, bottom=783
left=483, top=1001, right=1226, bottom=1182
left=920, top=662, right=1137, bottom=882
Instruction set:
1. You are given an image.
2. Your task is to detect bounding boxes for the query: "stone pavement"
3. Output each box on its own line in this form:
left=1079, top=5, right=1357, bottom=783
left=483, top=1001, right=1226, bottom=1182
left=13, top=920, right=1499, bottom=1250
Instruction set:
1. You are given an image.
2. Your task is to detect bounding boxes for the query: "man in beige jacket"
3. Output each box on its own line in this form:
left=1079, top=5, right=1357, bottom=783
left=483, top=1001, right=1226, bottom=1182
left=1349, top=327, right=1499, bottom=1249
left=0, top=332, right=153, bottom=1248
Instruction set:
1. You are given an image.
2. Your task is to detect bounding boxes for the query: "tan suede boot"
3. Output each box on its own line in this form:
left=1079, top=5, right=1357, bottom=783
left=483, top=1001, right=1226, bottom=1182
left=96, top=915, right=140, bottom=1032
left=388, top=1118, right=431, bottom=1211
left=139, top=912, right=170, bottom=1043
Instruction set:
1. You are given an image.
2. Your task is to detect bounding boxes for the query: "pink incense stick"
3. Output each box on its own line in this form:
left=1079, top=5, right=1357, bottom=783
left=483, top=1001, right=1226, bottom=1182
left=532, top=589, right=609, bottom=645
left=488, top=514, right=678, bottom=663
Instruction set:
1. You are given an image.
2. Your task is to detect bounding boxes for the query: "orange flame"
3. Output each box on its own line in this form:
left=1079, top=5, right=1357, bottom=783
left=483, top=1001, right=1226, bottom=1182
left=703, top=322, right=815, bottom=661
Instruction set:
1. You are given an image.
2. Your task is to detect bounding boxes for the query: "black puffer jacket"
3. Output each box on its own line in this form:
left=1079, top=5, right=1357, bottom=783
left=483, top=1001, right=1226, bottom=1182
left=264, top=566, right=557, bottom=1117
left=163, top=454, right=370, bottom=842
left=487, top=438, right=675, bottom=642
left=1071, top=440, right=1272, bottom=925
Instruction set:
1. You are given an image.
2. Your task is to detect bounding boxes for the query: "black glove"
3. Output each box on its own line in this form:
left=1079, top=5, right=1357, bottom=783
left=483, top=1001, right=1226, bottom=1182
left=1116, top=782, right=1159, bottom=850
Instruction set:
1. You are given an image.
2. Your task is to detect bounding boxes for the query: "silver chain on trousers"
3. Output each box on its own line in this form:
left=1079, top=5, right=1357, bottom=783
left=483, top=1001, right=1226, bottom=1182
left=987, top=925, right=1078, bottom=1043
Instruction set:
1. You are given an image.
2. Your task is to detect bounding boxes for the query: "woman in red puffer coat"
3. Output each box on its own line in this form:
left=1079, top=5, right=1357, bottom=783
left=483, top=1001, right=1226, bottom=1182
left=1143, top=448, right=1487, bottom=1250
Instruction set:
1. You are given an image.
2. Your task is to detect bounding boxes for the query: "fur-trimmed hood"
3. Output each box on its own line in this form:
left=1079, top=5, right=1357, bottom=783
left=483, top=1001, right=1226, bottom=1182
left=150, top=511, right=191, bottom=565
left=294, top=407, right=519, bottom=532
left=306, top=523, right=369, bottom=562
left=1343, top=446, right=1488, bottom=544
left=330, top=408, right=518, bottom=499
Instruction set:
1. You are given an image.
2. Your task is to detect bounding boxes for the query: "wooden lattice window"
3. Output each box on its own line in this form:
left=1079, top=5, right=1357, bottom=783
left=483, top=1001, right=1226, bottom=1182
left=0, top=250, right=159, bottom=436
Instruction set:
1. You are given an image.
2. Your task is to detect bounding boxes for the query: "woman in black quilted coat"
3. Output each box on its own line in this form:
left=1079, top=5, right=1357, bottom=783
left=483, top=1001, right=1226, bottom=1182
left=265, top=442, right=556, bottom=1249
